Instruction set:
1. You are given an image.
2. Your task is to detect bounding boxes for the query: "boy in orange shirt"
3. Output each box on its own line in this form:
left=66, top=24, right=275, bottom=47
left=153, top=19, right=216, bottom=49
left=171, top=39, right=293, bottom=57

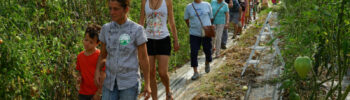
left=76, top=24, right=106, bottom=100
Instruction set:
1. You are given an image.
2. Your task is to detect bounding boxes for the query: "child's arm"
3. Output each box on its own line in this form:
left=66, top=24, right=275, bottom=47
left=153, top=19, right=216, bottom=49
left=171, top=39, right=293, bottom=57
left=75, top=56, right=82, bottom=91
left=73, top=70, right=81, bottom=91
left=75, top=72, right=81, bottom=83
left=93, top=71, right=105, bottom=100
left=94, top=43, right=107, bottom=88
left=96, top=66, right=106, bottom=96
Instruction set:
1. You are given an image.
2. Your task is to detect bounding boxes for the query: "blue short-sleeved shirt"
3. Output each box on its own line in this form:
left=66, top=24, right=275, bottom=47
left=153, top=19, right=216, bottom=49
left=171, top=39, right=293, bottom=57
left=99, top=19, right=148, bottom=91
left=184, top=2, right=213, bottom=37
left=211, top=0, right=229, bottom=24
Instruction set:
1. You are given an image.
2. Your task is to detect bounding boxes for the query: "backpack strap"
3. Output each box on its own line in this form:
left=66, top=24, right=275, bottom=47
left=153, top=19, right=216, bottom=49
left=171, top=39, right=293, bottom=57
left=213, top=4, right=225, bottom=22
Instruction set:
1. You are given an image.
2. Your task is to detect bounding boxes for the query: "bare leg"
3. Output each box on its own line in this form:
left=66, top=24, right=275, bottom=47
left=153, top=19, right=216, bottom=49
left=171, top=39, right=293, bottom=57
left=253, top=7, right=256, bottom=20
left=149, top=56, right=158, bottom=100
left=234, top=23, right=239, bottom=36
left=156, top=55, right=173, bottom=100
left=193, top=67, right=198, bottom=74
left=245, top=15, right=249, bottom=26
left=238, top=24, right=243, bottom=35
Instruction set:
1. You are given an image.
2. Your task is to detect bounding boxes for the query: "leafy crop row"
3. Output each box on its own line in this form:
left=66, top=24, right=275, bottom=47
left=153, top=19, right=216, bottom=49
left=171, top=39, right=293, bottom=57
left=0, top=0, right=192, bottom=99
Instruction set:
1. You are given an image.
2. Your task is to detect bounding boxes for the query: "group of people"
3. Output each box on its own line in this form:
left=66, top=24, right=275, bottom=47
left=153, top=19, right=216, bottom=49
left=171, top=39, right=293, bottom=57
left=74, top=0, right=261, bottom=100
left=185, top=0, right=260, bottom=81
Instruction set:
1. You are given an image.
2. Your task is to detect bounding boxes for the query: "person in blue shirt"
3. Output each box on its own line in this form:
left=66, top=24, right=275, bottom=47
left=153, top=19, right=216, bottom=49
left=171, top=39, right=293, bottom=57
left=221, top=0, right=242, bottom=49
left=211, top=0, right=229, bottom=58
left=184, top=0, right=213, bottom=80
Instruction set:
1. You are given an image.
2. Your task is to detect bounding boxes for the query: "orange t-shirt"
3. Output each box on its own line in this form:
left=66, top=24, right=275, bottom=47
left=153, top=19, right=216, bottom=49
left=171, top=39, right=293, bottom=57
left=76, top=50, right=105, bottom=95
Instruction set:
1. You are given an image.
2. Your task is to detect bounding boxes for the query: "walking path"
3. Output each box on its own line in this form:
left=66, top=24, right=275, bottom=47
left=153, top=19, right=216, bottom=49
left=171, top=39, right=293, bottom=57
left=141, top=11, right=280, bottom=100
left=140, top=27, right=239, bottom=100
left=245, top=12, right=283, bottom=100
left=141, top=2, right=350, bottom=99
left=155, top=30, right=238, bottom=100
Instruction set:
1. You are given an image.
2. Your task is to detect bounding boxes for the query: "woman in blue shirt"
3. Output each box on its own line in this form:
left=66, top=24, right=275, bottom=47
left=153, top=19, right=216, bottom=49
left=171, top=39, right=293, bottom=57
left=211, top=0, right=229, bottom=58
left=184, top=0, right=213, bottom=80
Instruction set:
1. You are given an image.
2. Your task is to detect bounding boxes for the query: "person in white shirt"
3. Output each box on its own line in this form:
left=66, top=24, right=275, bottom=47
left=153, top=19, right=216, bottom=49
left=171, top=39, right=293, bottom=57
left=139, top=0, right=179, bottom=99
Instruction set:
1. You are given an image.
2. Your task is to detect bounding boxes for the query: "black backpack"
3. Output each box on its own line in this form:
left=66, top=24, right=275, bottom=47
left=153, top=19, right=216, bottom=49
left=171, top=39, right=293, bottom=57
left=223, top=0, right=241, bottom=12
left=230, top=0, right=241, bottom=12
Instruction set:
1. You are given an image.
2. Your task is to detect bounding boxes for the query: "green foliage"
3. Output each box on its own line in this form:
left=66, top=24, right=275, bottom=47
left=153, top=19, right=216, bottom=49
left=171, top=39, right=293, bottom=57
left=277, top=0, right=350, bottom=99
left=0, top=0, right=192, bottom=99
left=289, top=92, right=301, bottom=100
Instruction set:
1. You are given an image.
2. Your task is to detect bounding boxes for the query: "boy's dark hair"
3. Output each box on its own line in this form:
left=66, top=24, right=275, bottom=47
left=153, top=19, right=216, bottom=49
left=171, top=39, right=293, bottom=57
left=109, top=0, right=130, bottom=9
left=85, top=24, right=101, bottom=43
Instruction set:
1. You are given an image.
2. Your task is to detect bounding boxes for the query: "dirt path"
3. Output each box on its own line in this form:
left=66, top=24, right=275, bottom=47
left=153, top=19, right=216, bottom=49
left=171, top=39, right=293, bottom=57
left=141, top=4, right=350, bottom=99
left=140, top=26, right=239, bottom=100
left=140, top=11, right=278, bottom=100
left=152, top=30, right=238, bottom=100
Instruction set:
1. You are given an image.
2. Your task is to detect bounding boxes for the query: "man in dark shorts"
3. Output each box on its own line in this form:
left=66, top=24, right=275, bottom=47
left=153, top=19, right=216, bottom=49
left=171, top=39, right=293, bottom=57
left=221, top=0, right=241, bottom=49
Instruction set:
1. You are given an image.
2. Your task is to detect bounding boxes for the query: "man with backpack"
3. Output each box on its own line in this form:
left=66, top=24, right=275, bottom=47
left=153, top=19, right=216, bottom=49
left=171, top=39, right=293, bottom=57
left=221, top=0, right=241, bottom=49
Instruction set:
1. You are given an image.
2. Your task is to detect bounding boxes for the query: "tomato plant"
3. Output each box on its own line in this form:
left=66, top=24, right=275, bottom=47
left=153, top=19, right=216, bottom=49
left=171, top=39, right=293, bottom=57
left=0, top=0, right=193, bottom=99
left=277, top=0, right=349, bottom=99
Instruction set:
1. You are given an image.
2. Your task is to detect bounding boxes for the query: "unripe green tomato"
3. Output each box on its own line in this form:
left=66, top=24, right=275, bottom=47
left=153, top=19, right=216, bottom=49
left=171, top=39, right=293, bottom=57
left=294, top=56, right=312, bottom=78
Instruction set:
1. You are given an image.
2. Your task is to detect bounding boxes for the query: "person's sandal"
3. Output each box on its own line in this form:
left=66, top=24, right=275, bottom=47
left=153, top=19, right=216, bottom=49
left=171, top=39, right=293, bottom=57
left=166, top=92, right=174, bottom=100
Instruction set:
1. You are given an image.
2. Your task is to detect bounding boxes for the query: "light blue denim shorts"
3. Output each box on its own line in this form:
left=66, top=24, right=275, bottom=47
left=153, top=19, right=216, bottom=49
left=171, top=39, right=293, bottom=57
left=102, top=82, right=139, bottom=100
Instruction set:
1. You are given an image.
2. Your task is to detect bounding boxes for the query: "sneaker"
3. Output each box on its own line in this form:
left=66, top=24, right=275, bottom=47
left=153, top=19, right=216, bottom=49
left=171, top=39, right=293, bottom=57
left=205, top=63, right=210, bottom=73
left=221, top=45, right=227, bottom=49
left=191, top=72, right=199, bottom=80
